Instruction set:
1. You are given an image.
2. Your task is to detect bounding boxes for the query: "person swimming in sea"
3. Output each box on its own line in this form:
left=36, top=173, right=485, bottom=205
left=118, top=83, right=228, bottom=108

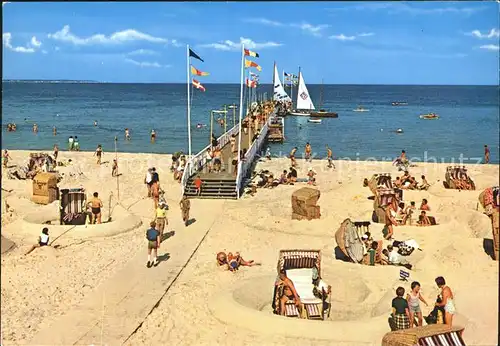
left=94, top=120, right=98, bottom=127
left=125, top=128, right=131, bottom=141
left=151, top=129, right=156, bottom=143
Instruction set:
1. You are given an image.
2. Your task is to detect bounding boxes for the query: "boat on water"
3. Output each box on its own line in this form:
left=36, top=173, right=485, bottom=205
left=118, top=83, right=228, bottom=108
left=308, top=118, right=322, bottom=123
left=353, top=106, right=369, bottom=112
left=392, top=102, right=408, bottom=106
left=273, top=63, right=293, bottom=116
left=420, top=113, right=439, bottom=120
left=308, top=77, right=338, bottom=118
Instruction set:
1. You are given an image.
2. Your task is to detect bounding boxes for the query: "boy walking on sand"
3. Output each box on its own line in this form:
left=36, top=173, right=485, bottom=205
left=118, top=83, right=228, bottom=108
left=326, top=145, right=335, bottom=169
left=146, top=221, right=160, bottom=268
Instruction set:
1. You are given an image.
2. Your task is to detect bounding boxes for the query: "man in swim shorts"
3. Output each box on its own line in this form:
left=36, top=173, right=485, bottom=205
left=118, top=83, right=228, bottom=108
left=89, top=192, right=103, bottom=224
left=276, top=270, right=301, bottom=315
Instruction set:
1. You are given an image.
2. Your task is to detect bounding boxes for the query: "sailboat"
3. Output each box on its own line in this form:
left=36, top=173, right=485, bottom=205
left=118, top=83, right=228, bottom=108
left=289, top=68, right=313, bottom=116
left=272, top=63, right=292, bottom=115
left=309, top=78, right=338, bottom=118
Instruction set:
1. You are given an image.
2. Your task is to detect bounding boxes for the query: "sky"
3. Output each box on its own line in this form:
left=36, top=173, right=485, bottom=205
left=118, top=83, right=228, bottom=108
left=2, top=1, right=499, bottom=85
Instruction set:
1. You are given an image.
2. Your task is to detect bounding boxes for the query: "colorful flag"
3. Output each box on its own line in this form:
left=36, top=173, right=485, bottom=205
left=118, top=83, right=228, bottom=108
left=189, top=48, right=204, bottom=62
left=246, top=78, right=257, bottom=88
left=244, top=49, right=259, bottom=58
left=192, top=79, right=206, bottom=92
left=244, top=59, right=262, bottom=72
left=191, top=65, right=210, bottom=76
left=284, top=72, right=297, bottom=78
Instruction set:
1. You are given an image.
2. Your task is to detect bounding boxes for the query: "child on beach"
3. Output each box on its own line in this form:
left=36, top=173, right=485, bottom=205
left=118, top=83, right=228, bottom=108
left=94, top=145, right=103, bottom=164
left=194, top=176, right=203, bottom=196
left=146, top=221, right=160, bottom=268
left=155, top=203, right=168, bottom=241
left=390, top=286, right=410, bottom=330
left=407, top=281, right=428, bottom=327
left=73, top=136, right=80, bottom=151
left=68, top=136, right=74, bottom=151
left=25, top=227, right=50, bottom=255
left=53, top=145, right=59, bottom=161
left=112, top=159, right=118, bottom=177
left=326, top=145, right=335, bottom=169
left=180, top=195, right=191, bottom=227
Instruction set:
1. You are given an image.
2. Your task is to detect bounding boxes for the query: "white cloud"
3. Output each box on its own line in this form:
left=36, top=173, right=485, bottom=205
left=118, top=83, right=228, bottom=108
left=200, top=37, right=282, bottom=51
left=244, top=18, right=284, bottom=27
left=30, top=36, right=42, bottom=48
left=329, top=32, right=374, bottom=41
left=329, top=34, right=356, bottom=41
left=328, top=3, right=485, bottom=15
left=125, top=58, right=170, bottom=68
left=479, top=44, right=500, bottom=51
left=2, top=33, right=36, bottom=53
left=127, top=49, right=158, bottom=56
left=467, top=28, right=500, bottom=39
left=171, top=39, right=183, bottom=48
left=48, top=25, right=170, bottom=45
left=293, top=23, right=329, bottom=37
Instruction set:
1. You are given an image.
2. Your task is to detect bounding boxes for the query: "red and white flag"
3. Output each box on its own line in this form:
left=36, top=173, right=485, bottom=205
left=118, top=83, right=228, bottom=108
left=192, top=79, right=206, bottom=92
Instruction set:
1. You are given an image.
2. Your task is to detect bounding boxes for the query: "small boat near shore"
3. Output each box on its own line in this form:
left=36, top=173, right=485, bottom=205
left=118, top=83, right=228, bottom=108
left=420, top=113, right=439, bottom=120
left=310, top=110, right=338, bottom=118
left=353, top=106, right=369, bottom=112
left=289, top=111, right=310, bottom=116
left=308, top=118, right=322, bottom=123
left=392, top=102, right=408, bottom=106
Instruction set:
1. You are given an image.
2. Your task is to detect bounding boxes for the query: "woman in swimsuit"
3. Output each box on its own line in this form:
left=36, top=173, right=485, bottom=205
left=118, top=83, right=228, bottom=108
left=434, top=276, right=455, bottom=326
left=94, top=145, right=103, bottom=165
left=89, top=192, right=103, bottom=224
left=384, top=199, right=398, bottom=240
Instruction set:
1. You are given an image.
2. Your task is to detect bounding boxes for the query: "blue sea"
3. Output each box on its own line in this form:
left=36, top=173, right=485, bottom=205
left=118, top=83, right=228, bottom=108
left=2, top=82, right=499, bottom=163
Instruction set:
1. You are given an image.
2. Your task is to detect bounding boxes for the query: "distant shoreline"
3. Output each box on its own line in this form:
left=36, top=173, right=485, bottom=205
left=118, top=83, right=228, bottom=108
left=5, top=148, right=496, bottom=165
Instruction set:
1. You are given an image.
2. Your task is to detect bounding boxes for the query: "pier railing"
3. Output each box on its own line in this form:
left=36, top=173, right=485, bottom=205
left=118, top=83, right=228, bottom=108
left=181, top=123, right=240, bottom=195
left=235, top=114, right=275, bottom=198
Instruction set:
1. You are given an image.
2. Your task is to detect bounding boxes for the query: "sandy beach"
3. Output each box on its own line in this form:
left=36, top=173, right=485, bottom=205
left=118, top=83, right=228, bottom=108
left=1, top=149, right=498, bottom=345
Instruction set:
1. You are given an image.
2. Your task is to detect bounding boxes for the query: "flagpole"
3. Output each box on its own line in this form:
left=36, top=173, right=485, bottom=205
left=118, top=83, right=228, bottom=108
left=186, top=44, right=192, bottom=158
left=237, top=44, right=245, bottom=168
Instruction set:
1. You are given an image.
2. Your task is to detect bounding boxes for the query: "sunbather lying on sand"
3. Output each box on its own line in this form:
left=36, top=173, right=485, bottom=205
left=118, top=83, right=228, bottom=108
left=217, top=252, right=260, bottom=271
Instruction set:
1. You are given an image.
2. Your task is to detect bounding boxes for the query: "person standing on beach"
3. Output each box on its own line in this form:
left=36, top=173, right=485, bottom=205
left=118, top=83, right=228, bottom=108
left=406, top=281, right=428, bottom=328
left=73, top=136, right=80, bottom=151
left=88, top=192, right=103, bottom=224
left=53, top=145, right=59, bottom=161
left=391, top=286, right=410, bottom=330
left=484, top=145, right=490, bottom=164
left=145, top=168, right=153, bottom=197
left=384, top=199, right=398, bottom=240
left=112, top=159, right=118, bottom=177
left=230, top=134, right=236, bottom=153
left=289, top=147, right=297, bottom=167
left=305, top=142, right=312, bottom=162
left=68, top=136, right=74, bottom=151
left=94, top=145, right=103, bottom=165
left=125, top=128, right=131, bottom=141
left=146, top=221, right=160, bottom=268
left=151, top=180, right=160, bottom=209
left=151, top=129, right=156, bottom=143
left=3, top=150, right=12, bottom=168
left=326, top=145, right=335, bottom=169
left=180, top=195, right=191, bottom=227
left=155, top=203, right=168, bottom=241
left=434, top=276, right=455, bottom=326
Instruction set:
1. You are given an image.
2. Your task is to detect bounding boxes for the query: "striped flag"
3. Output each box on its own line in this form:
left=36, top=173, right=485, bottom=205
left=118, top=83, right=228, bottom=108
left=191, top=65, right=210, bottom=76
left=244, top=49, right=259, bottom=58
left=244, top=59, right=262, bottom=72
left=246, top=78, right=257, bottom=88
left=192, top=79, right=206, bottom=92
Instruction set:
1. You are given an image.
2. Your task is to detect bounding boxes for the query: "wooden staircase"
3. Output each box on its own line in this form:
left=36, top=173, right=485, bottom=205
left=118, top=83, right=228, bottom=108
left=184, top=176, right=237, bottom=199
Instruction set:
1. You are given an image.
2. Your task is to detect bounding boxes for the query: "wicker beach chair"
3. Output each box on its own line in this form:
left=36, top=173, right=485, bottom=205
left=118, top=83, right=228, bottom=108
left=368, top=173, right=393, bottom=195
left=382, top=324, right=466, bottom=346
left=60, top=188, right=87, bottom=225
left=274, top=249, right=328, bottom=320
left=335, top=219, right=367, bottom=263
left=479, top=186, right=500, bottom=260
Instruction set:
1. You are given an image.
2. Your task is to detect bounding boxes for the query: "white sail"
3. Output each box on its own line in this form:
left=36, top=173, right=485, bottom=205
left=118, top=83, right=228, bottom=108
left=296, top=71, right=315, bottom=110
left=273, top=64, right=291, bottom=102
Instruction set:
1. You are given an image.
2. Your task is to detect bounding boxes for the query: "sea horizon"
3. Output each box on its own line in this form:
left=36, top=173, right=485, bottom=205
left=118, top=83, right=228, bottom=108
left=3, top=79, right=499, bottom=87
left=2, top=83, right=499, bottom=163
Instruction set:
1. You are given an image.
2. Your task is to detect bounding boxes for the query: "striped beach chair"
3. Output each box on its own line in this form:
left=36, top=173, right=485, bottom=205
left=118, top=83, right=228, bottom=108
left=382, top=324, right=466, bottom=346
left=274, top=250, right=328, bottom=320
